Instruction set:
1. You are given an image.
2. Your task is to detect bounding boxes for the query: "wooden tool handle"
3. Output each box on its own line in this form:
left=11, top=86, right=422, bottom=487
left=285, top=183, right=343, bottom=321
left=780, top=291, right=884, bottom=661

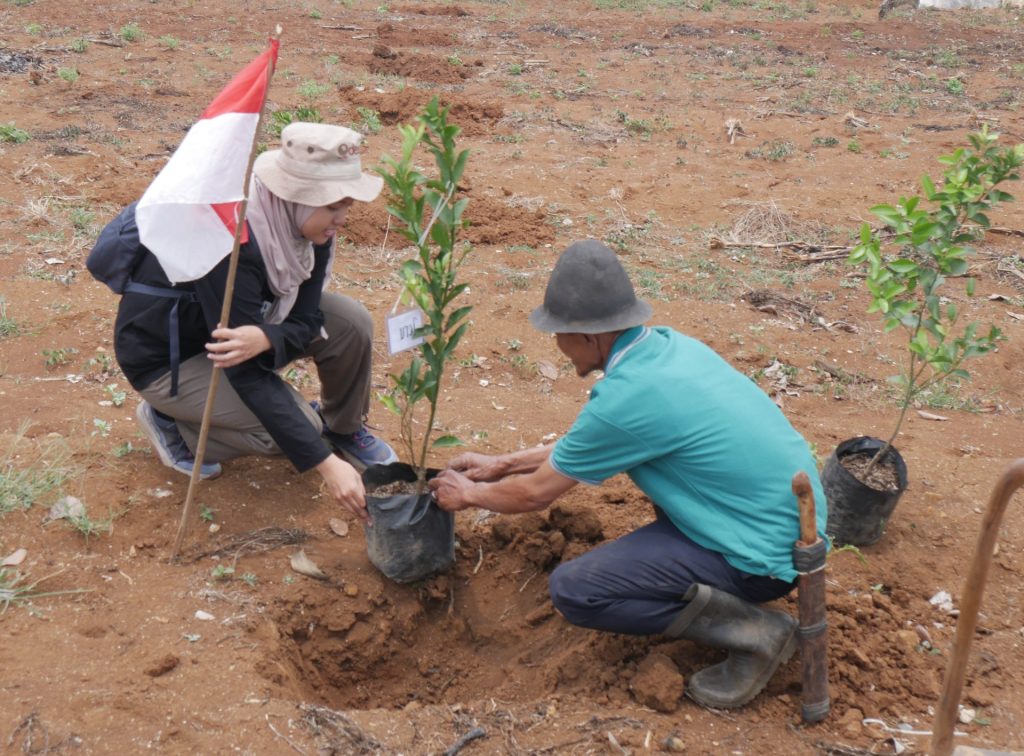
left=792, top=471, right=818, bottom=545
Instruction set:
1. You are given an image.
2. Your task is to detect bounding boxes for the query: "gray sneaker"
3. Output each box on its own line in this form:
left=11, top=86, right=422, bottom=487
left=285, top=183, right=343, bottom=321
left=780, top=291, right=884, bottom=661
left=135, top=402, right=222, bottom=480
left=311, top=401, right=398, bottom=469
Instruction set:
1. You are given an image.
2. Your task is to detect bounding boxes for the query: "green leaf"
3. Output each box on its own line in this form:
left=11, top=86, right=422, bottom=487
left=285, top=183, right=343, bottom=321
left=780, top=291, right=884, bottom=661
left=378, top=393, right=401, bottom=416
left=921, top=174, right=937, bottom=199
left=432, top=435, right=465, bottom=448
left=888, top=259, right=918, bottom=274
left=946, top=258, right=968, bottom=276
left=870, top=204, right=901, bottom=227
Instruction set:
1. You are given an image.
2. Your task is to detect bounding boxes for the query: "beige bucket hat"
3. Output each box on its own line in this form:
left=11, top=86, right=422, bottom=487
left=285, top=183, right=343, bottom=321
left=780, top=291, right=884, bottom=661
left=253, top=122, right=383, bottom=206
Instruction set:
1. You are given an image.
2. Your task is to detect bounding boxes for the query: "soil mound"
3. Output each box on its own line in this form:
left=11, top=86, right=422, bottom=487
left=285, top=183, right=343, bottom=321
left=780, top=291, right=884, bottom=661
left=341, top=88, right=503, bottom=137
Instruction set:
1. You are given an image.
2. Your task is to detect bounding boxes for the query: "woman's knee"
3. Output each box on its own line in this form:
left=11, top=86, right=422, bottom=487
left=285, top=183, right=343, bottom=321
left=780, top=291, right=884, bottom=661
left=322, top=293, right=373, bottom=342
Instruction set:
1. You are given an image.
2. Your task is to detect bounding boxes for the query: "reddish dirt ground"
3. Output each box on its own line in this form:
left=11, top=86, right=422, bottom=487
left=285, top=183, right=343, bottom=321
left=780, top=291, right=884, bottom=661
left=1, top=1, right=1024, bottom=754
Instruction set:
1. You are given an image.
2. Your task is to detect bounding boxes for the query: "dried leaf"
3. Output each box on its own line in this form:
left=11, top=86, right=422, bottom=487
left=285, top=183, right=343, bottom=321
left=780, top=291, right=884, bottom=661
left=988, top=293, right=1010, bottom=301
left=537, top=360, right=559, bottom=380
left=328, top=518, right=349, bottom=537
left=2, top=548, right=27, bottom=567
left=290, top=549, right=328, bottom=580
left=917, top=410, right=949, bottom=421
left=1007, top=311, right=1024, bottom=321
left=44, top=496, right=85, bottom=523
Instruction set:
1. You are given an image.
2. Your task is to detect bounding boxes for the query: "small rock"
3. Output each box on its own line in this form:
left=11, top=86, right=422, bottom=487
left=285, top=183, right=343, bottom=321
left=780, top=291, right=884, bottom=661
left=895, top=629, right=920, bottom=653
left=871, top=592, right=895, bottom=614
left=194, top=610, right=215, bottom=621
left=344, top=583, right=359, bottom=598
left=329, top=518, right=349, bottom=537
left=208, top=523, right=220, bottom=534
left=837, top=707, right=863, bottom=726
left=1, top=548, right=27, bottom=567
left=404, top=700, right=422, bottom=711
left=537, top=360, right=559, bottom=380
left=959, top=707, right=976, bottom=724
left=848, top=648, right=872, bottom=669
left=843, top=720, right=863, bottom=738
left=290, top=549, right=328, bottom=580
left=837, top=708, right=864, bottom=738
left=929, top=590, right=955, bottom=614
left=662, top=735, right=686, bottom=753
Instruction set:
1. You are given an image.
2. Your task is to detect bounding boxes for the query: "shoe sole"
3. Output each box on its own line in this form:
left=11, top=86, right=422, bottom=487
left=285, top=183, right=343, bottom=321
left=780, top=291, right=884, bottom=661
left=332, top=445, right=398, bottom=472
left=136, top=402, right=180, bottom=470
left=135, top=402, right=222, bottom=481
left=685, top=625, right=799, bottom=710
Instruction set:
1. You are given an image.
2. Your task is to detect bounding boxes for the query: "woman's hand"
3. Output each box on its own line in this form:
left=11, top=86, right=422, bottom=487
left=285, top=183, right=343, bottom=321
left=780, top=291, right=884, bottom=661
left=206, top=325, right=272, bottom=368
left=448, top=452, right=508, bottom=482
left=316, top=455, right=369, bottom=524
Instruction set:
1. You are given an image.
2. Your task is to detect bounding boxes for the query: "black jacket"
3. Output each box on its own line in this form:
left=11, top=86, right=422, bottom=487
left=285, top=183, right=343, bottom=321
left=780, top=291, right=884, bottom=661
left=109, top=205, right=331, bottom=472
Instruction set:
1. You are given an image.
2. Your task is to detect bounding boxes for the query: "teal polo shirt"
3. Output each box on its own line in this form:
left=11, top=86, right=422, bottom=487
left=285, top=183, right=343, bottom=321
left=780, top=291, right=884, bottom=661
left=550, top=326, right=827, bottom=582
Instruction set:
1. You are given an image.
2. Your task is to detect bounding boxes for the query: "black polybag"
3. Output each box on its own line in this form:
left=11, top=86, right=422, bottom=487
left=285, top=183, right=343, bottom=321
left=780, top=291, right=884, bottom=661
left=362, top=464, right=454, bottom=583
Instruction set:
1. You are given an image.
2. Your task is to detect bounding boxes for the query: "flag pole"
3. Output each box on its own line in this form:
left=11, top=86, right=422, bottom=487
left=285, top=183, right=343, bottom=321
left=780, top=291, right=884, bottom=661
left=171, top=28, right=281, bottom=560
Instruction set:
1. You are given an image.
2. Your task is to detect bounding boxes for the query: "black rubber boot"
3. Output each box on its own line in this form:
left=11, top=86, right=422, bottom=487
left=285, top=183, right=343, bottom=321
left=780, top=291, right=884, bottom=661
left=665, top=583, right=797, bottom=709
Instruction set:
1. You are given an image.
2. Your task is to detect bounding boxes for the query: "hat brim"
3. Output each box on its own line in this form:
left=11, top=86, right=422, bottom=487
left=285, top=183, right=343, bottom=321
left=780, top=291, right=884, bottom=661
left=528, top=299, right=653, bottom=334
left=254, top=149, right=384, bottom=206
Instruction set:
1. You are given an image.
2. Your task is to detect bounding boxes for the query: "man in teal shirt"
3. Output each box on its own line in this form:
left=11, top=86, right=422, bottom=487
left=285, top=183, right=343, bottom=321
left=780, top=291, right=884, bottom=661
left=429, top=239, right=828, bottom=709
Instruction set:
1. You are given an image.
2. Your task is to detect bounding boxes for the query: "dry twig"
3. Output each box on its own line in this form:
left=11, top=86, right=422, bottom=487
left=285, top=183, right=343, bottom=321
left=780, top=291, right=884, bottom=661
left=299, top=704, right=383, bottom=754
left=187, top=526, right=310, bottom=563
left=843, top=111, right=869, bottom=128
left=443, top=726, right=486, bottom=756
left=724, top=118, right=750, bottom=144
left=266, top=717, right=308, bottom=756
left=7, top=712, right=49, bottom=755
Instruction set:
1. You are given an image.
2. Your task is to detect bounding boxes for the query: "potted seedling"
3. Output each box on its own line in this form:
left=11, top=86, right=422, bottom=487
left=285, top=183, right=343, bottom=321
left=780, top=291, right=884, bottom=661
left=364, top=98, right=471, bottom=583
left=824, top=127, right=1023, bottom=546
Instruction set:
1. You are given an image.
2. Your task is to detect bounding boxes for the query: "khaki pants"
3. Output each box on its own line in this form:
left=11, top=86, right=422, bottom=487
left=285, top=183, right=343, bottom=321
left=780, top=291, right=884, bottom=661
left=139, top=292, right=373, bottom=463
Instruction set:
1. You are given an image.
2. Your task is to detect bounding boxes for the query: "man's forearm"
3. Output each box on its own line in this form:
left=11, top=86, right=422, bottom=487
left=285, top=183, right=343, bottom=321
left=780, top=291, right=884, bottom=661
left=465, top=458, right=576, bottom=514
left=494, top=444, right=554, bottom=477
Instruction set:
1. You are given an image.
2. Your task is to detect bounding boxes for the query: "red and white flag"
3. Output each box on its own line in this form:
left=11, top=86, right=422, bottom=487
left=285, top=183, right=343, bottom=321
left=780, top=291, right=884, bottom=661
left=137, top=38, right=279, bottom=283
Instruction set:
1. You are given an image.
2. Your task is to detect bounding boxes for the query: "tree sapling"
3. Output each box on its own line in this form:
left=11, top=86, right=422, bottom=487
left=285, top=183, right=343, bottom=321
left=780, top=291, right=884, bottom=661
left=376, top=97, right=472, bottom=490
left=848, top=127, right=1023, bottom=474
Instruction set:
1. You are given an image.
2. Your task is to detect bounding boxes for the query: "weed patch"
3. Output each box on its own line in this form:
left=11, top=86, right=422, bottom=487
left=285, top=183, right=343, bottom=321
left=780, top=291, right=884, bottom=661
left=1, top=428, right=75, bottom=516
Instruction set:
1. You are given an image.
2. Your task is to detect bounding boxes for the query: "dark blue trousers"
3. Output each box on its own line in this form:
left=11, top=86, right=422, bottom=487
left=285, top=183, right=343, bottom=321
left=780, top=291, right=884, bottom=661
left=548, top=511, right=795, bottom=636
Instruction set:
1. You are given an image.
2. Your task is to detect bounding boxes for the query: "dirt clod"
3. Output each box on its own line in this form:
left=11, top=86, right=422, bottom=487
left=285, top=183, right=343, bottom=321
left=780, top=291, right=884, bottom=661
left=630, top=653, right=684, bottom=713
left=144, top=655, right=180, bottom=678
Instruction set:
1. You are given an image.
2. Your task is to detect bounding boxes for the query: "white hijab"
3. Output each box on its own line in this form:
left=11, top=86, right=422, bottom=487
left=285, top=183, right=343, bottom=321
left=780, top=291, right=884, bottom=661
left=247, top=176, right=332, bottom=324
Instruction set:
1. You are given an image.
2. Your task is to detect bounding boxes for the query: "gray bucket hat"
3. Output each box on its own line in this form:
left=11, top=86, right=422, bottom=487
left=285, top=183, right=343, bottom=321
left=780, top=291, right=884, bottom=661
left=529, top=239, right=653, bottom=334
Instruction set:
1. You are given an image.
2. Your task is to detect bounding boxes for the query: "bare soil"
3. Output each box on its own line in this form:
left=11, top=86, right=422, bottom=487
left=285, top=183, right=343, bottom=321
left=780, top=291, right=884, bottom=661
left=2, top=1, right=1024, bottom=754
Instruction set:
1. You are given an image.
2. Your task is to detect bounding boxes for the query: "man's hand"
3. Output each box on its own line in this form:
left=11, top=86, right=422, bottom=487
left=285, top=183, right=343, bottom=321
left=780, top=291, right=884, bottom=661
left=206, top=324, right=272, bottom=368
left=448, top=452, right=508, bottom=482
left=316, top=455, right=369, bottom=524
left=428, top=469, right=475, bottom=512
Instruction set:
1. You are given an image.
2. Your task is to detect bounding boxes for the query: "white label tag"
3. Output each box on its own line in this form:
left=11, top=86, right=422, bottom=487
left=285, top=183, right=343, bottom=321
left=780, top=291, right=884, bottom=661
left=386, top=308, right=425, bottom=355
